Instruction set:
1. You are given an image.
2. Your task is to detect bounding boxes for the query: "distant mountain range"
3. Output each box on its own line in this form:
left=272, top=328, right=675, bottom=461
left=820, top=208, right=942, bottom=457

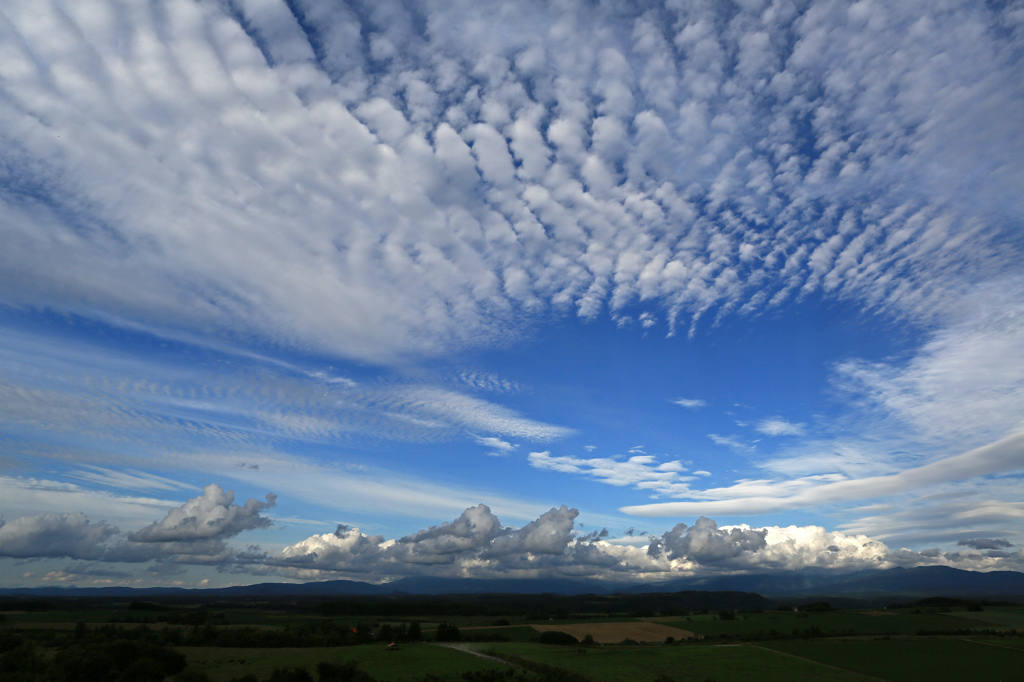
left=2, top=566, right=1022, bottom=600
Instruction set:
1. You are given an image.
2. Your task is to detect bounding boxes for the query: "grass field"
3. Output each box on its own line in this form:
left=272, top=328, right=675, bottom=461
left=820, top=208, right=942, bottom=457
left=475, top=641, right=876, bottom=681
left=178, top=642, right=513, bottom=682
left=764, top=637, right=1024, bottom=682
left=7, top=602, right=1023, bottom=681
left=971, top=637, right=1024, bottom=651
left=530, top=621, right=695, bottom=644
left=655, top=610, right=996, bottom=638
left=942, top=607, right=1024, bottom=628
left=460, top=625, right=539, bottom=642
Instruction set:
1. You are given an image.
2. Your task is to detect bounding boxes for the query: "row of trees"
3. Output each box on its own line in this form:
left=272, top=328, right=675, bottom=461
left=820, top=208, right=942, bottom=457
left=0, top=637, right=187, bottom=682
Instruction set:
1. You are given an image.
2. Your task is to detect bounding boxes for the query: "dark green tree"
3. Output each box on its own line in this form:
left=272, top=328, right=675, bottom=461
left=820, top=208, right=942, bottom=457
left=435, top=622, right=461, bottom=642
left=317, top=660, right=376, bottom=682
left=268, top=667, right=314, bottom=682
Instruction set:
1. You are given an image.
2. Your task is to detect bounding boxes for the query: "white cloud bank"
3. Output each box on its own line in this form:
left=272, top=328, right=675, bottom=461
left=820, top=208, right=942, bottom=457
left=256, top=505, right=1024, bottom=581
left=4, top=488, right=1022, bottom=586
left=0, top=484, right=275, bottom=567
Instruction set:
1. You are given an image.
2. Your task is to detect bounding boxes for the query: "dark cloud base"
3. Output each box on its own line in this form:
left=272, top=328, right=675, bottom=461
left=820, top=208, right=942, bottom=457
left=2, top=484, right=1021, bottom=588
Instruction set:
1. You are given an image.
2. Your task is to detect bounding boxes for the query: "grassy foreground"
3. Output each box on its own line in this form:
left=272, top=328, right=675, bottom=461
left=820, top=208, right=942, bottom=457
left=472, top=641, right=876, bottom=681
left=178, top=643, right=513, bottom=682
left=763, top=637, right=1024, bottom=682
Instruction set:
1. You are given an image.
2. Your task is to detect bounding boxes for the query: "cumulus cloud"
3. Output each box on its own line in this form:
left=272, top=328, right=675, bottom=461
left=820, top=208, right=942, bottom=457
left=271, top=503, right=584, bottom=577
left=5, top=494, right=1022, bottom=581
left=0, top=513, right=118, bottom=560
left=0, top=484, right=277, bottom=570
left=671, top=398, right=707, bottom=409
left=130, top=484, right=276, bottom=543
left=388, top=505, right=503, bottom=566
left=267, top=506, right=1024, bottom=581
left=654, top=517, right=767, bottom=565
left=274, top=525, right=389, bottom=574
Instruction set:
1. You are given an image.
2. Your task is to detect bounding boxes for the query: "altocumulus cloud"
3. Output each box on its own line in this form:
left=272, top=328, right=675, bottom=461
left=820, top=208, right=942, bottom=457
left=0, top=0, right=1019, bottom=364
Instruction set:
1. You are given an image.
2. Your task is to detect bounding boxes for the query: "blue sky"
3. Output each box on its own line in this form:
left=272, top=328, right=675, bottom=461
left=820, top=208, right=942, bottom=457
left=1, top=0, right=1023, bottom=588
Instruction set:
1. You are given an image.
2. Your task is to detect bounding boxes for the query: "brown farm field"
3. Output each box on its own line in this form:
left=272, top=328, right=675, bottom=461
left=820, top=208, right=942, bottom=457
left=531, top=621, right=695, bottom=643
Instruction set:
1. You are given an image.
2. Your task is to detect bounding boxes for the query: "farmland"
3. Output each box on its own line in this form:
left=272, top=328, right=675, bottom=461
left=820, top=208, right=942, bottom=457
left=762, top=638, right=1024, bottom=682
left=529, top=621, right=695, bottom=644
left=2, top=595, right=1023, bottom=681
left=177, top=643, right=514, bottom=682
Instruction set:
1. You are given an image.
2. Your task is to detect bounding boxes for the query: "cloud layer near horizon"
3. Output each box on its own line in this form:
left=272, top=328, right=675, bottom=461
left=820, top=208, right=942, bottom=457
left=1, top=0, right=1019, bottom=363
left=2, top=486, right=1022, bottom=586
left=0, top=484, right=275, bottom=567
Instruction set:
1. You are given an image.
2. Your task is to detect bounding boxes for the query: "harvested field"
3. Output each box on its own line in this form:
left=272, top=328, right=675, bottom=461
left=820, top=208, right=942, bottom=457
left=531, top=621, right=696, bottom=644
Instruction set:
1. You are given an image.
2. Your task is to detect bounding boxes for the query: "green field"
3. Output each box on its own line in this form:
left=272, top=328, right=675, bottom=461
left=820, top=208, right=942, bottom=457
left=763, top=637, right=1024, bottom=682
left=474, top=641, right=876, bottom=681
left=178, top=643, right=514, bottom=682
left=942, top=607, right=1024, bottom=628
left=5, top=598, right=1024, bottom=682
left=969, top=637, right=1024, bottom=652
left=656, top=609, right=996, bottom=638
left=459, top=625, right=539, bottom=642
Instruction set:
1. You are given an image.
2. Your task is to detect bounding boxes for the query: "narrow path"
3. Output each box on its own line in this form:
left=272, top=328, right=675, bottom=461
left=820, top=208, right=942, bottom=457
left=967, top=638, right=1024, bottom=653
left=749, top=644, right=892, bottom=682
left=432, top=642, right=527, bottom=671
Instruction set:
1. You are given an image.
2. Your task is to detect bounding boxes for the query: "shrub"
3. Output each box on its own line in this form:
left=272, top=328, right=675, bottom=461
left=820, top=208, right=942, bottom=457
left=538, top=630, right=579, bottom=646
left=268, top=667, right=313, bottom=682
left=435, top=623, right=461, bottom=642
left=317, top=661, right=376, bottom=682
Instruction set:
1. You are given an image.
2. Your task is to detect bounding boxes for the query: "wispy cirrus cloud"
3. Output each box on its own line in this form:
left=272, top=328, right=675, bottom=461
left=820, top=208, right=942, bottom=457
left=475, top=436, right=518, bottom=457
left=756, top=418, right=805, bottom=437
left=708, top=434, right=755, bottom=452
left=0, top=325, right=571, bottom=473
left=66, top=467, right=196, bottom=493
left=393, top=387, right=572, bottom=441
left=622, top=430, right=1024, bottom=518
